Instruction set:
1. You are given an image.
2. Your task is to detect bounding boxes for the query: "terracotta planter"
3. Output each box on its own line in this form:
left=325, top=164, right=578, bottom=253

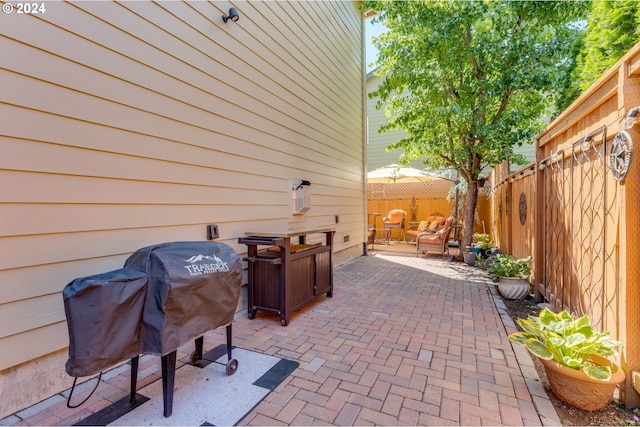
left=497, top=276, right=530, bottom=300
left=539, top=354, right=625, bottom=411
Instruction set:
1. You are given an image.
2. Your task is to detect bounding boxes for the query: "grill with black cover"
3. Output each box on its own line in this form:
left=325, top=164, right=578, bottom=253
left=63, top=241, right=242, bottom=418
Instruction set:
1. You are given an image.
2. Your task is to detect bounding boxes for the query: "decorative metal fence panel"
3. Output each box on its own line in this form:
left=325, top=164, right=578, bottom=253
left=540, top=129, right=620, bottom=332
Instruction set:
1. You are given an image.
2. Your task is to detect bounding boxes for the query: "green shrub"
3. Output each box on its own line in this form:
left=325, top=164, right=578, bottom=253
left=472, top=233, right=493, bottom=250
left=487, top=254, right=531, bottom=278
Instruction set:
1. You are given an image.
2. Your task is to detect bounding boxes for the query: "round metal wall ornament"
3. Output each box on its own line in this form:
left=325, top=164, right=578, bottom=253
left=519, top=193, right=527, bottom=225
left=610, top=130, right=633, bottom=181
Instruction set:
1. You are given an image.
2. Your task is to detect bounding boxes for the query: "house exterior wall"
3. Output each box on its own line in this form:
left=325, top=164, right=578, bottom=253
left=510, top=145, right=536, bottom=172
left=0, top=1, right=365, bottom=417
left=366, top=72, right=424, bottom=171
left=366, top=71, right=535, bottom=173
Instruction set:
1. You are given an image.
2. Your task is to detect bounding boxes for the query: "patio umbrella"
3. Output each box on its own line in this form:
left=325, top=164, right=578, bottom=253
left=367, top=164, right=434, bottom=183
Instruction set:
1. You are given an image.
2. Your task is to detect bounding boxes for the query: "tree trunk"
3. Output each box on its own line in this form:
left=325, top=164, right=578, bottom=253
left=461, top=183, right=479, bottom=252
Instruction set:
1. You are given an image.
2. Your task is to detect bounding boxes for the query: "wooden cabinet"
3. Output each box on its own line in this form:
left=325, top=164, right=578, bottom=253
left=238, top=228, right=334, bottom=326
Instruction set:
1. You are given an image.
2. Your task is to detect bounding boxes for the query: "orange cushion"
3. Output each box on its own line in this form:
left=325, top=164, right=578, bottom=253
left=427, top=216, right=445, bottom=225
left=418, top=234, right=441, bottom=243
left=386, top=210, right=405, bottom=224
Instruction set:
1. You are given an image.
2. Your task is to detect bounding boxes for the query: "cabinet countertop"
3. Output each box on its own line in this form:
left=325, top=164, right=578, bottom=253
left=243, top=228, right=335, bottom=238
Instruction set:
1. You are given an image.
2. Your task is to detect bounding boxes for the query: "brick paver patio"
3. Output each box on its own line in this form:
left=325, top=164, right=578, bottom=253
left=3, top=250, right=560, bottom=426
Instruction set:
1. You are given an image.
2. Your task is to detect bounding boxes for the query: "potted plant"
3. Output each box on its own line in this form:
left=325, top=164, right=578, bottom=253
left=462, top=248, right=477, bottom=266
left=487, top=254, right=532, bottom=299
left=472, top=233, right=492, bottom=249
left=509, top=308, right=625, bottom=411
left=472, top=233, right=495, bottom=258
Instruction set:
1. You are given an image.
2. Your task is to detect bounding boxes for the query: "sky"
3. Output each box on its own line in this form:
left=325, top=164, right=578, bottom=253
left=365, top=19, right=386, bottom=73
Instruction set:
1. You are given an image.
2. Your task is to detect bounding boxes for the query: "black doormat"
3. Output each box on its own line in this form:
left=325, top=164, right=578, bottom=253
left=73, top=394, right=149, bottom=426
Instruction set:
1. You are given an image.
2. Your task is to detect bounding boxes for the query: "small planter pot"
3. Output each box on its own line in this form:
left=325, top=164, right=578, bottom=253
left=539, top=355, right=625, bottom=411
left=463, top=252, right=476, bottom=266
left=497, top=276, right=530, bottom=300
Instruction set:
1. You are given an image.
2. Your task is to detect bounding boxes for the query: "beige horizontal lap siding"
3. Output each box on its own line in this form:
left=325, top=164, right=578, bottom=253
left=0, top=0, right=364, bottom=373
left=366, top=74, right=423, bottom=171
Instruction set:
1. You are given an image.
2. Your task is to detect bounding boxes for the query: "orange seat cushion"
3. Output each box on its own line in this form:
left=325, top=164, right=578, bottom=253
left=425, top=215, right=446, bottom=226
left=386, top=210, right=405, bottom=224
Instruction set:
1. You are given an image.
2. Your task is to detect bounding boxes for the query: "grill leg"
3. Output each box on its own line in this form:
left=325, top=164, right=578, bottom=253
left=195, top=336, right=204, bottom=359
left=130, top=356, right=139, bottom=404
left=226, top=324, right=232, bottom=361
left=225, top=323, right=238, bottom=375
left=191, top=336, right=204, bottom=365
left=161, top=351, right=176, bottom=417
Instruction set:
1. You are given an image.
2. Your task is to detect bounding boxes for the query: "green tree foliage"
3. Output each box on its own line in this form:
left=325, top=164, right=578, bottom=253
left=364, top=0, right=587, bottom=250
left=559, top=0, right=640, bottom=111
left=577, top=0, right=640, bottom=89
left=554, top=31, right=586, bottom=113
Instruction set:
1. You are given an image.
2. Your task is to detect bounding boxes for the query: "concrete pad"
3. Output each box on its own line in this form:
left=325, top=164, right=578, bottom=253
left=108, top=348, right=294, bottom=426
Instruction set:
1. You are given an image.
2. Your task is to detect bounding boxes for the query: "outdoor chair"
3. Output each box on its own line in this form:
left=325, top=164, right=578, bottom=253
left=382, top=209, right=406, bottom=242
left=416, top=216, right=455, bottom=257
left=406, top=213, right=447, bottom=242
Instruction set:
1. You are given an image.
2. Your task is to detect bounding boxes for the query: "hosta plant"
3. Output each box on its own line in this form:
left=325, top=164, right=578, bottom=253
left=509, top=308, right=623, bottom=381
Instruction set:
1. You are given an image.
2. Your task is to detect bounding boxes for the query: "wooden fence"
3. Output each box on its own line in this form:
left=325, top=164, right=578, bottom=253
left=367, top=180, right=490, bottom=241
left=489, top=164, right=537, bottom=265
left=488, top=42, right=640, bottom=408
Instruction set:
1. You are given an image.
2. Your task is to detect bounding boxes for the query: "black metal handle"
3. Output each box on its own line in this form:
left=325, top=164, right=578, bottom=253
left=239, top=236, right=285, bottom=246
left=245, top=256, right=282, bottom=264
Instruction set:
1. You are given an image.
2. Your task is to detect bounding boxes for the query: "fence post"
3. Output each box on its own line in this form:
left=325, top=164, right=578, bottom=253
left=534, top=135, right=545, bottom=302
left=619, top=59, right=640, bottom=408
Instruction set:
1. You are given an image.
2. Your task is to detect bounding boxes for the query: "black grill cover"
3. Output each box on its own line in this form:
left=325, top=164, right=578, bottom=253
left=63, top=268, right=149, bottom=377
left=124, top=241, right=242, bottom=355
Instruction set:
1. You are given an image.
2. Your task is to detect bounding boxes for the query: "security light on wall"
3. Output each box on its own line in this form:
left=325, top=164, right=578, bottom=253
left=291, top=180, right=311, bottom=215
left=222, top=8, right=239, bottom=23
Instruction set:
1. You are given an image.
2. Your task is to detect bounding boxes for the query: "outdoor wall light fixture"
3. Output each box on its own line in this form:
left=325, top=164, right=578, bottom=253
left=222, top=7, right=239, bottom=23
left=292, top=180, right=311, bottom=190
left=625, top=107, right=639, bottom=129
left=291, top=180, right=311, bottom=215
